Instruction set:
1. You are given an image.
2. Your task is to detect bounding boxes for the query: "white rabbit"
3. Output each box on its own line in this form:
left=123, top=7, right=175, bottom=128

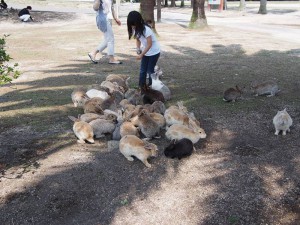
left=119, top=135, right=158, bottom=168
left=68, top=116, right=94, bottom=144
left=150, top=72, right=171, bottom=100
left=86, top=89, right=110, bottom=100
left=273, top=108, right=293, bottom=135
left=165, top=124, right=207, bottom=144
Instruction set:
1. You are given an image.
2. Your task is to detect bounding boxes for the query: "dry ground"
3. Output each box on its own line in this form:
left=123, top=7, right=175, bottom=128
left=0, top=1, right=300, bottom=225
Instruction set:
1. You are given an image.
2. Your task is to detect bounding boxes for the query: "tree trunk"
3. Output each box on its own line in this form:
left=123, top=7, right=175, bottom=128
left=180, top=0, right=184, bottom=7
left=189, top=0, right=207, bottom=29
left=140, top=0, right=156, bottom=32
left=258, top=0, right=267, bottom=14
left=239, top=0, right=246, bottom=11
left=157, top=0, right=161, bottom=22
left=170, top=0, right=176, bottom=7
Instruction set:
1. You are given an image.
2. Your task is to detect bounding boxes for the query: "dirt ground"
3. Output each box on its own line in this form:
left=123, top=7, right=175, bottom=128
left=1, top=1, right=300, bottom=224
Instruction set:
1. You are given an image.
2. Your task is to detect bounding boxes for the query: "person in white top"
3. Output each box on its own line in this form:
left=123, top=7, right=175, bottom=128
left=88, top=0, right=122, bottom=64
left=127, top=11, right=160, bottom=88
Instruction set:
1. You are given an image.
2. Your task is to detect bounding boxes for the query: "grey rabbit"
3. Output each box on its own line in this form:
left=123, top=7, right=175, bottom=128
left=137, top=109, right=161, bottom=140
left=250, top=80, right=280, bottom=97
left=89, top=117, right=117, bottom=138
left=164, top=138, right=194, bottom=160
left=223, top=85, right=244, bottom=102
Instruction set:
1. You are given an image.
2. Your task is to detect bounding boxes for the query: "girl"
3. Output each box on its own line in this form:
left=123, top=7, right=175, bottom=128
left=127, top=11, right=160, bottom=89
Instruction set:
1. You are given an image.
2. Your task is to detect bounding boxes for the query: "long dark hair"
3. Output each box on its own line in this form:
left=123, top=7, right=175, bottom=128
left=127, top=11, right=149, bottom=40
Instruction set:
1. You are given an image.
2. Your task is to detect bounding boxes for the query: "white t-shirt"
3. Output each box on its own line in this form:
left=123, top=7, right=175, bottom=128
left=137, top=26, right=160, bottom=56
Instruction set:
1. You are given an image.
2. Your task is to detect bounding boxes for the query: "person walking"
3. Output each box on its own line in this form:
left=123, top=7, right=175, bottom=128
left=0, top=0, right=8, bottom=9
left=88, top=0, right=122, bottom=64
left=127, top=11, right=160, bottom=89
left=18, top=6, right=34, bottom=22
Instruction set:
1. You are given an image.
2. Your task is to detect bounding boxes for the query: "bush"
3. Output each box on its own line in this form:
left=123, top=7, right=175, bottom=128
left=0, top=35, right=20, bottom=85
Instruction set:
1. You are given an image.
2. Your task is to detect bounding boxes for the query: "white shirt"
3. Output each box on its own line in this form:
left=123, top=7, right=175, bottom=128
left=138, top=26, right=160, bottom=56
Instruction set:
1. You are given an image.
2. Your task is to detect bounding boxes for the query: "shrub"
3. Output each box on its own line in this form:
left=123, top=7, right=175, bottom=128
left=0, top=35, right=20, bottom=85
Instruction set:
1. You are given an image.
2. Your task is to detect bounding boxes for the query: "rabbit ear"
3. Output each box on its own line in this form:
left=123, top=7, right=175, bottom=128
left=283, top=108, right=287, bottom=112
left=68, top=116, right=77, bottom=122
left=144, top=143, right=153, bottom=150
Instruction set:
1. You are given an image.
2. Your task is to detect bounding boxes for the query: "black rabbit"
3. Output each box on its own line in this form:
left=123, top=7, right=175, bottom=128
left=164, top=138, right=194, bottom=160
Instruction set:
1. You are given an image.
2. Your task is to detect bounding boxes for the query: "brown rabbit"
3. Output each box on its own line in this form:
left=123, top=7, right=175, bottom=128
left=119, top=135, right=158, bottom=168
left=83, top=97, right=104, bottom=114
left=141, top=85, right=165, bottom=104
left=68, top=116, right=94, bottom=144
left=136, top=109, right=161, bottom=140
left=71, top=87, right=90, bottom=108
left=223, top=85, right=244, bottom=102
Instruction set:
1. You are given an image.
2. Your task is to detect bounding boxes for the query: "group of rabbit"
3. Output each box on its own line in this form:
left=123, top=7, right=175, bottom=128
left=69, top=67, right=207, bottom=167
left=223, top=80, right=293, bottom=136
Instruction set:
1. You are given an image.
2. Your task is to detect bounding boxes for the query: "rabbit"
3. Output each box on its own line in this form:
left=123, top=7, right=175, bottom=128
left=149, top=112, right=166, bottom=129
left=119, top=99, right=130, bottom=108
left=89, top=117, right=117, bottom=138
left=223, top=85, right=244, bottom=102
left=120, top=121, right=139, bottom=138
left=273, top=108, right=293, bottom=135
left=112, top=110, right=124, bottom=140
left=154, top=65, right=163, bottom=78
left=150, top=72, right=171, bottom=100
left=112, top=90, right=124, bottom=106
left=80, top=113, right=117, bottom=123
left=98, top=92, right=118, bottom=112
left=86, top=89, right=110, bottom=100
left=119, top=135, right=158, bottom=168
left=165, top=124, right=207, bottom=144
left=136, top=109, right=161, bottom=140
left=71, top=87, right=90, bottom=108
left=141, top=85, right=165, bottom=104
left=105, top=74, right=130, bottom=92
left=83, top=97, right=104, bottom=114
left=68, top=116, right=94, bottom=144
left=151, top=101, right=166, bottom=115
left=164, top=138, right=195, bottom=160
left=164, top=105, right=189, bottom=127
left=101, top=80, right=125, bottom=94
left=250, top=80, right=280, bottom=97
left=125, top=88, right=143, bottom=105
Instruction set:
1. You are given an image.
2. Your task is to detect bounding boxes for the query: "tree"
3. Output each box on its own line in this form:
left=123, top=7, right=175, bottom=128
left=170, top=0, right=176, bottom=7
left=0, top=35, right=20, bottom=85
left=140, top=0, right=156, bottom=31
left=258, top=0, right=267, bottom=14
left=189, top=0, right=207, bottom=29
left=239, top=0, right=246, bottom=11
left=157, top=0, right=162, bottom=22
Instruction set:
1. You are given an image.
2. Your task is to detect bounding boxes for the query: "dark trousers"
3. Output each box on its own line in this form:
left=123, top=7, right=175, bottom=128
left=139, top=52, right=160, bottom=88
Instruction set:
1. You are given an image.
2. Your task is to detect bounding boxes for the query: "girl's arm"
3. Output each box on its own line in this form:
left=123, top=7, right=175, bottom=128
left=137, top=36, right=152, bottom=60
left=136, top=39, right=141, bottom=50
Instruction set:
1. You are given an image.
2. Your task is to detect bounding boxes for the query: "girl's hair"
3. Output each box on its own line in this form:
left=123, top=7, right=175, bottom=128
left=127, top=11, right=149, bottom=40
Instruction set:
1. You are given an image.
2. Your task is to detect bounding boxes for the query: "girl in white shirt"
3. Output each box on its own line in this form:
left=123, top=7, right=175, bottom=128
left=127, top=11, right=160, bottom=89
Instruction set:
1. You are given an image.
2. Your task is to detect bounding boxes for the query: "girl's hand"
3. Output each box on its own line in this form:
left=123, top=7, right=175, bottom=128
left=136, top=55, right=142, bottom=60
left=115, top=19, right=121, bottom=26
